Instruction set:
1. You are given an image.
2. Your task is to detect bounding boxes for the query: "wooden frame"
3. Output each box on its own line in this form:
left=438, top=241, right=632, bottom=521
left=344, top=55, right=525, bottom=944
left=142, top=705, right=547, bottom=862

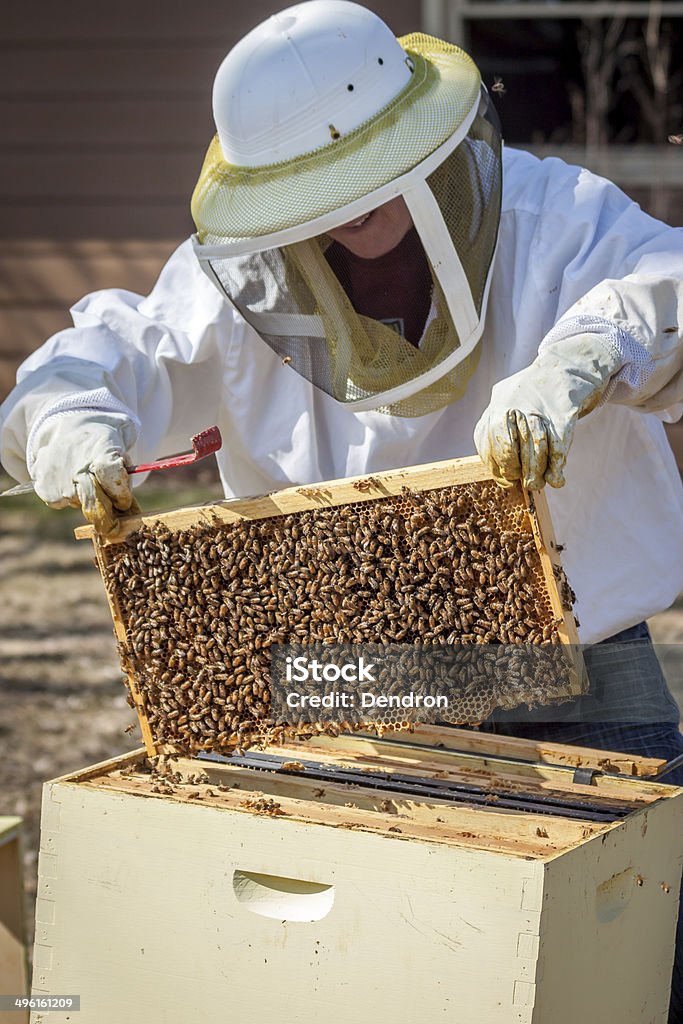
left=382, top=724, right=668, bottom=778
left=76, top=456, right=584, bottom=757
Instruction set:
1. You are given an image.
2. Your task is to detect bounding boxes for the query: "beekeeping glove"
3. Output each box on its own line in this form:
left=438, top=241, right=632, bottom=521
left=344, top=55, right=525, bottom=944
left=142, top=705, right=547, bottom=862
left=474, top=334, right=624, bottom=490
left=29, top=411, right=141, bottom=535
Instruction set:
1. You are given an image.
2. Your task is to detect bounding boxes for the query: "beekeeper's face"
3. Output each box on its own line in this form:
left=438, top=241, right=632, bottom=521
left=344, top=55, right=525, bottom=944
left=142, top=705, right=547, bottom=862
left=326, top=196, right=413, bottom=259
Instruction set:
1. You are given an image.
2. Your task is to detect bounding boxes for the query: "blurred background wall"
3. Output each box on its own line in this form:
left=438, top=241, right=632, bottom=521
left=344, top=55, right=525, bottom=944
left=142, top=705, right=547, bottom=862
left=1, top=0, right=682, bottom=460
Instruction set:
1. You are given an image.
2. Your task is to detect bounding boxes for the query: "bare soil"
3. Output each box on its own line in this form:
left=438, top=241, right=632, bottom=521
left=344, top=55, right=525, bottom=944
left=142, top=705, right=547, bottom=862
left=1, top=473, right=682, bottom=961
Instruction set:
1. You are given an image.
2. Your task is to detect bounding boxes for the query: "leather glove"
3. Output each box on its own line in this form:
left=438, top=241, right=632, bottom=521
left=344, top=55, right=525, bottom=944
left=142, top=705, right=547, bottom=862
left=474, top=335, right=623, bottom=490
left=30, top=411, right=141, bottom=535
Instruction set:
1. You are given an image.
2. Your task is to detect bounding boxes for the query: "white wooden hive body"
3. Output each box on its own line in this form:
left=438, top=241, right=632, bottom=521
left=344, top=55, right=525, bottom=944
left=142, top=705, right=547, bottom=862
left=30, top=729, right=683, bottom=1024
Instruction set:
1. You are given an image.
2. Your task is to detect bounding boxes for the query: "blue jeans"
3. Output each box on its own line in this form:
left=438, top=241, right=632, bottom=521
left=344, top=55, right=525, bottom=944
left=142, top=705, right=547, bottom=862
left=481, top=622, right=683, bottom=1022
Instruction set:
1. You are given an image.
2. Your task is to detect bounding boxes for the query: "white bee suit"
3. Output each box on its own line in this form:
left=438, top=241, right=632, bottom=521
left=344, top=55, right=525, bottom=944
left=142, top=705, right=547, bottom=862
left=2, top=147, right=683, bottom=644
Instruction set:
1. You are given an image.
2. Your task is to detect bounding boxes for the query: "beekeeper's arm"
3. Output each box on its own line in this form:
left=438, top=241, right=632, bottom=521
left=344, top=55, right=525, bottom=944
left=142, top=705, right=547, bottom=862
left=475, top=164, right=683, bottom=489
left=0, top=240, right=234, bottom=531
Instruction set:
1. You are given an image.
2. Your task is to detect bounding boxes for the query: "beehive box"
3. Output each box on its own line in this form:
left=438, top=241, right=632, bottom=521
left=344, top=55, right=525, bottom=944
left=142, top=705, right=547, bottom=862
left=76, top=456, right=583, bottom=755
left=30, top=727, right=683, bottom=1024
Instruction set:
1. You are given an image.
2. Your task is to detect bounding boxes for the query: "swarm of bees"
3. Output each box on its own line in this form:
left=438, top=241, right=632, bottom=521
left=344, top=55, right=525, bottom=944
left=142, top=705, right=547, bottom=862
left=100, top=481, right=575, bottom=754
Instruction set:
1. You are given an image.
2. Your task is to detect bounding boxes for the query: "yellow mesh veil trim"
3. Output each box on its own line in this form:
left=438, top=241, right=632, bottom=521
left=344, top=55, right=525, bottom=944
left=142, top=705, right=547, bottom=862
left=283, top=239, right=481, bottom=418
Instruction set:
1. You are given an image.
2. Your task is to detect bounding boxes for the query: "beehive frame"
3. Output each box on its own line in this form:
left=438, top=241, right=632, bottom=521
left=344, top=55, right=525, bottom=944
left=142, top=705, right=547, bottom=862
left=76, top=456, right=583, bottom=756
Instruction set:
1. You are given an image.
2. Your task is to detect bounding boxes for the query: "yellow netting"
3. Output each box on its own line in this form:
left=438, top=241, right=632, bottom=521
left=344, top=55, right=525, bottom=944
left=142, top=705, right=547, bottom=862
left=284, top=236, right=481, bottom=416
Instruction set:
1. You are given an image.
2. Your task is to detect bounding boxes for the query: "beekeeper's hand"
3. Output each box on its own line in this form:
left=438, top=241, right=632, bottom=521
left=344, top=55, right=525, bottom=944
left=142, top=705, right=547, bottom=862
left=474, top=334, right=623, bottom=490
left=30, top=411, right=140, bottom=535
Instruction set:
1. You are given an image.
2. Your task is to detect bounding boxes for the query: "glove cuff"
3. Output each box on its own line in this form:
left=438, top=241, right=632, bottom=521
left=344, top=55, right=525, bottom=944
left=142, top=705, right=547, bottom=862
left=539, top=314, right=656, bottom=406
left=27, top=389, right=140, bottom=473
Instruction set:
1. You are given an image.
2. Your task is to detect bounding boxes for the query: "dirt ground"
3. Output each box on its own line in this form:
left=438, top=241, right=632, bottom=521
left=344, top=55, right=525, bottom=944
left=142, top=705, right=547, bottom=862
left=1, top=470, right=682, bottom=963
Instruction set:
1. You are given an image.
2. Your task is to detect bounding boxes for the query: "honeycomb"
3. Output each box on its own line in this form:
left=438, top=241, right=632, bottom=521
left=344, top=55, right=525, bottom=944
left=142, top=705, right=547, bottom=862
left=99, top=481, right=578, bottom=754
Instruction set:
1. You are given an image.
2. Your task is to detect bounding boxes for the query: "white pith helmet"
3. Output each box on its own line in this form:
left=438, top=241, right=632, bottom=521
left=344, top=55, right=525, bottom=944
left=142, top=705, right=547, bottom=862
left=192, top=0, right=484, bottom=245
left=213, top=0, right=415, bottom=167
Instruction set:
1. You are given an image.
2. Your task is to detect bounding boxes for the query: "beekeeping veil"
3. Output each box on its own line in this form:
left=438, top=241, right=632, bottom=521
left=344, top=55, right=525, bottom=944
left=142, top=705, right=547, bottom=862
left=191, top=0, right=502, bottom=417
